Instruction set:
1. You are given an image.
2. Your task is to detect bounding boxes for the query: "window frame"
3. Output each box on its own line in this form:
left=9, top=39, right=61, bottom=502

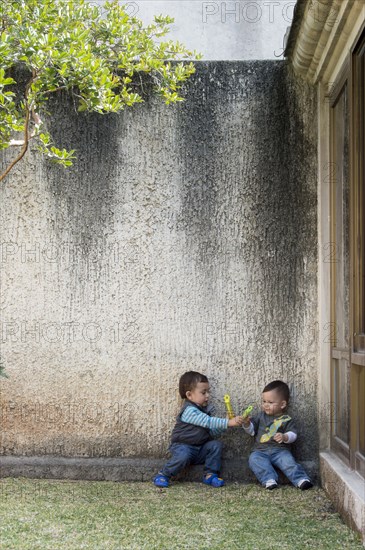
left=329, top=26, right=365, bottom=479
left=350, top=27, right=365, bottom=478
left=329, top=65, right=351, bottom=465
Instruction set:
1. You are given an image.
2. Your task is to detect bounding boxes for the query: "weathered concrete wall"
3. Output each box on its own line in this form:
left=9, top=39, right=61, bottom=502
left=0, top=61, right=317, bottom=477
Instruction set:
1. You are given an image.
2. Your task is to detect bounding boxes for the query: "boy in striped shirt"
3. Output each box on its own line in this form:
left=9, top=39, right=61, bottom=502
left=153, top=371, right=244, bottom=488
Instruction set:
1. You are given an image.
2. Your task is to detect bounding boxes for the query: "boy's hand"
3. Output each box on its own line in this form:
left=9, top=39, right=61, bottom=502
left=228, top=416, right=244, bottom=427
left=242, top=417, right=251, bottom=428
left=273, top=433, right=287, bottom=444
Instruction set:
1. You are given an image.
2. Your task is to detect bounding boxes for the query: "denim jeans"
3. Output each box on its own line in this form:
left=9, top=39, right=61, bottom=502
left=161, top=440, right=223, bottom=478
left=248, top=447, right=310, bottom=487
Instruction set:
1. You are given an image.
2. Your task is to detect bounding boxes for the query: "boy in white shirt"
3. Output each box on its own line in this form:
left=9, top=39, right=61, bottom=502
left=243, top=380, right=313, bottom=490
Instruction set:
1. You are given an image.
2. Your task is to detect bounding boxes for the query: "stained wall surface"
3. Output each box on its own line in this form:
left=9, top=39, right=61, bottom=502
left=0, top=61, right=318, bottom=470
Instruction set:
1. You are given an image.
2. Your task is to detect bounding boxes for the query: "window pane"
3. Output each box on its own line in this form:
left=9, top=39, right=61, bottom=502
left=353, top=42, right=365, bottom=352
left=359, top=367, right=365, bottom=456
left=332, top=84, right=350, bottom=349
left=332, top=358, right=350, bottom=444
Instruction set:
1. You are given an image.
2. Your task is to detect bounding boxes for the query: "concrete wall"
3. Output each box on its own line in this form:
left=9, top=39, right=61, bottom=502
left=0, top=61, right=318, bottom=477
left=92, top=0, right=295, bottom=60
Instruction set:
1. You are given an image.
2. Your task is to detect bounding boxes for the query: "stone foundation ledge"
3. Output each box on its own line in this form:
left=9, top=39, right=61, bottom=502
left=320, top=451, right=365, bottom=545
left=0, top=455, right=318, bottom=484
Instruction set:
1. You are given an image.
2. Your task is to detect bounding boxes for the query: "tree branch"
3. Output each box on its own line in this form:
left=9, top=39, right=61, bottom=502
left=0, top=105, right=30, bottom=183
left=0, top=75, right=35, bottom=183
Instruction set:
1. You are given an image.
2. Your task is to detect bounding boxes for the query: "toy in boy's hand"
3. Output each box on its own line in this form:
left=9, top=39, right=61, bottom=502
left=223, top=394, right=235, bottom=419
left=242, top=405, right=253, bottom=419
left=260, top=414, right=291, bottom=443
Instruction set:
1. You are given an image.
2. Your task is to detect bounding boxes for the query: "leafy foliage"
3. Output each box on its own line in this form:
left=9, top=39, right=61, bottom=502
left=0, top=0, right=201, bottom=181
left=0, top=360, right=9, bottom=378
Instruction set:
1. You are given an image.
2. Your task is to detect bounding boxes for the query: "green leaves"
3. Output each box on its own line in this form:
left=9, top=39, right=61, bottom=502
left=0, top=364, right=9, bottom=378
left=0, top=68, right=24, bottom=147
left=37, top=132, right=76, bottom=166
left=0, top=0, right=200, bottom=181
left=0, top=68, right=15, bottom=112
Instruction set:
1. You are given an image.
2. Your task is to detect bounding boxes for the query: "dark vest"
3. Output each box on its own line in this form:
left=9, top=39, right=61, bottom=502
left=170, top=400, right=212, bottom=446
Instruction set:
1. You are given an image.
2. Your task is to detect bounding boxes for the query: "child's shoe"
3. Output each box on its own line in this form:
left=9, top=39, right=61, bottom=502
left=298, top=479, right=313, bottom=490
left=265, top=480, right=278, bottom=490
left=202, top=473, right=225, bottom=487
left=153, top=472, right=169, bottom=488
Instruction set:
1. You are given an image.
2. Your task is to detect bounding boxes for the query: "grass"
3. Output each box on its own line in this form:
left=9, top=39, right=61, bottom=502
left=0, top=478, right=363, bottom=549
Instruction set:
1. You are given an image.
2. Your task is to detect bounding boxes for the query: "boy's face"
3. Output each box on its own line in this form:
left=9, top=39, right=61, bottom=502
left=261, top=389, right=287, bottom=416
left=186, top=382, right=210, bottom=407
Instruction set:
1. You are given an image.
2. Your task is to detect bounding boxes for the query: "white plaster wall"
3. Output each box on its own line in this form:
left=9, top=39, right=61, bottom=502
left=91, top=0, right=296, bottom=60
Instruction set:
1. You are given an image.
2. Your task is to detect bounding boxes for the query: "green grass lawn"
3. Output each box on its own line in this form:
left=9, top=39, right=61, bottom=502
left=0, top=478, right=363, bottom=549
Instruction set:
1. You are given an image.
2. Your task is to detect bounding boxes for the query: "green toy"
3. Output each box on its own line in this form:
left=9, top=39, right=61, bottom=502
left=260, top=414, right=291, bottom=443
left=242, top=405, right=253, bottom=419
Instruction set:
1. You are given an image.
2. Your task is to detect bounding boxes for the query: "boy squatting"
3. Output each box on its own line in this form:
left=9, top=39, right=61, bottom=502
left=243, top=379, right=313, bottom=490
left=153, top=371, right=244, bottom=488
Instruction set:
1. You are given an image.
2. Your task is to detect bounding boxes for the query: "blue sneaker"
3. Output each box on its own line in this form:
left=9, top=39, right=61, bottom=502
left=153, top=473, right=169, bottom=488
left=202, top=473, right=225, bottom=487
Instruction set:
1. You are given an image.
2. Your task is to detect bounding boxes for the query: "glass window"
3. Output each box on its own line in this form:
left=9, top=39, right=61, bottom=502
left=358, top=367, right=365, bottom=457
left=332, top=83, right=350, bottom=351
left=330, top=80, right=350, bottom=460
left=351, top=30, right=365, bottom=478
left=332, top=358, right=350, bottom=445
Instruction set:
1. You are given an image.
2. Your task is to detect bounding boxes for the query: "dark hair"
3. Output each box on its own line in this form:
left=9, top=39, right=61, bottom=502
left=179, top=371, right=208, bottom=399
left=263, top=380, right=290, bottom=402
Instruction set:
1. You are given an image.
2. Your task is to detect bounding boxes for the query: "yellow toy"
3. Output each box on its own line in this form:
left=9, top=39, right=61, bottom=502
left=224, top=396, right=254, bottom=420
left=260, top=415, right=291, bottom=443
left=223, top=394, right=235, bottom=419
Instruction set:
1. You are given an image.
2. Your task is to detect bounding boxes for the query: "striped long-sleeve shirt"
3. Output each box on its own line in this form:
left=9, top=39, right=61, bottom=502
left=181, top=405, right=229, bottom=437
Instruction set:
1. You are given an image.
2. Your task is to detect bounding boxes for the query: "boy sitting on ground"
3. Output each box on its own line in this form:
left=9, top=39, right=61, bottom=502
left=153, top=371, right=243, bottom=488
left=243, top=380, right=313, bottom=490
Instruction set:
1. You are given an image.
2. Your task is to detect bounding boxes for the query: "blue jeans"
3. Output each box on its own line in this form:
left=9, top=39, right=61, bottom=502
left=248, top=447, right=310, bottom=487
left=161, top=440, right=223, bottom=478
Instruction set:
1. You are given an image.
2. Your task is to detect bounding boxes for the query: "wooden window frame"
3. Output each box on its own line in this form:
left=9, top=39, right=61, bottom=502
left=329, top=25, right=365, bottom=479
left=350, top=27, right=365, bottom=478
left=329, top=65, right=351, bottom=464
